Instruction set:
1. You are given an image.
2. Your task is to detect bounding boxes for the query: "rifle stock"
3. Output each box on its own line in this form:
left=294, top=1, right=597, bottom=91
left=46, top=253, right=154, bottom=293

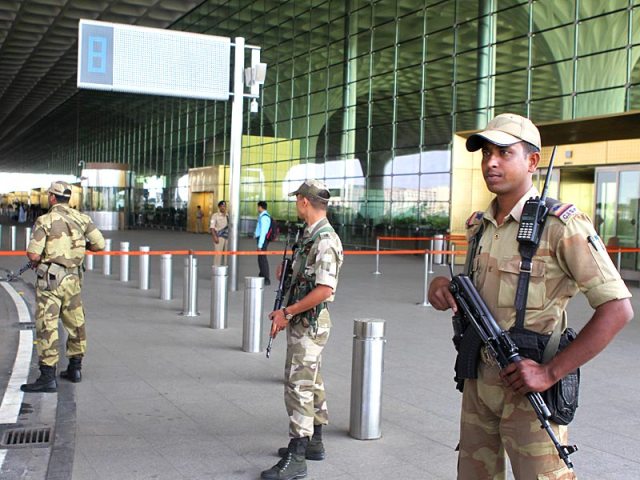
left=449, top=274, right=578, bottom=471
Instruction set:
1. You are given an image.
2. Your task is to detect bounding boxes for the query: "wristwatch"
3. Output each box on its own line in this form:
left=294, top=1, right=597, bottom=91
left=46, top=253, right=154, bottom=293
left=282, top=307, right=294, bottom=321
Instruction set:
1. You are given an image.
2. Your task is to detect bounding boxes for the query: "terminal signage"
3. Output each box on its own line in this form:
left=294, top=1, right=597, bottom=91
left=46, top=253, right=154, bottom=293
left=77, top=19, right=230, bottom=101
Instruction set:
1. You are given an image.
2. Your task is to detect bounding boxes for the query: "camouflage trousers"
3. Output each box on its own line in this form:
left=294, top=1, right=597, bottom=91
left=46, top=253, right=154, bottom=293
left=284, top=309, right=331, bottom=438
left=458, top=362, right=576, bottom=480
left=35, top=274, right=86, bottom=367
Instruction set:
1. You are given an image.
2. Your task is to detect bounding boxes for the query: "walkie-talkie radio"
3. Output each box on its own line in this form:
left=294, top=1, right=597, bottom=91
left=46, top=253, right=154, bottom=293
left=516, top=146, right=557, bottom=246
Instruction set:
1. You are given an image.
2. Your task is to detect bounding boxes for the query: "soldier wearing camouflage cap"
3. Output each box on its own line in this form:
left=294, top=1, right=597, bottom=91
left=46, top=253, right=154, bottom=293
left=428, top=113, right=633, bottom=479
left=21, top=181, right=105, bottom=393
left=261, top=179, right=343, bottom=480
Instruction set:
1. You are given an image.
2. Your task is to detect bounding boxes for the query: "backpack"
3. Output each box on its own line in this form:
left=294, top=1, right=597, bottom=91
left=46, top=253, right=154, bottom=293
left=265, top=214, right=280, bottom=241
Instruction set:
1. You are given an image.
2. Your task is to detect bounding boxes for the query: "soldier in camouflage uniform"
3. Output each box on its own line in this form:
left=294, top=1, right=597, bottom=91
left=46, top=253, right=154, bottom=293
left=261, top=179, right=343, bottom=480
left=428, top=114, right=633, bottom=479
left=21, top=181, right=105, bottom=393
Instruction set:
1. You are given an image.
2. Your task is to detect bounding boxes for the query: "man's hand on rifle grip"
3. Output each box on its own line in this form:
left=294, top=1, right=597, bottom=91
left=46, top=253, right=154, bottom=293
left=428, top=276, right=458, bottom=312
left=269, top=308, right=289, bottom=337
left=500, top=358, right=556, bottom=394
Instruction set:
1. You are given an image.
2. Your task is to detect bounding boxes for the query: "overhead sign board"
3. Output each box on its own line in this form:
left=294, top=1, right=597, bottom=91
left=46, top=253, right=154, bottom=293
left=78, top=19, right=230, bottom=101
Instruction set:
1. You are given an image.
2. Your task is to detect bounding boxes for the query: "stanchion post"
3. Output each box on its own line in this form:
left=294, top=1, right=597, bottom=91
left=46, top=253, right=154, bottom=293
left=373, top=237, right=381, bottom=275
left=25, top=227, right=31, bottom=250
left=211, top=265, right=229, bottom=329
left=85, top=252, right=94, bottom=271
left=139, top=246, right=150, bottom=290
left=160, top=254, right=173, bottom=300
left=10, top=225, right=17, bottom=251
left=103, top=239, right=112, bottom=276
left=119, top=241, right=130, bottom=282
left=617, top=250, right=622, bottom=271
left=181, top=254, right=199, bottom=316
left=428, top=238, right=434, bottom=273
left=242, top=276, right=264, bottom=352
left=421, top=252, right=431, bottom=307
left=0, top=224, right=3, bottom=248
left=349, top=318, right=386, bottom=440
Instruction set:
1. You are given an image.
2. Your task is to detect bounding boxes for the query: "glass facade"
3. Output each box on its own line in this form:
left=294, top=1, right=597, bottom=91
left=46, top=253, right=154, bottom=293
left=8, top=0, right=640, bottom=245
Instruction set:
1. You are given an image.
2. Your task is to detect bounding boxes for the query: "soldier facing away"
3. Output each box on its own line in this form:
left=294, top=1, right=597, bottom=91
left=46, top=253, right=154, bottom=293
left=261, top=179, right=344, bottom=480
left=428, top=113, right=633, bottom=479
left=21, top=181, right=105, bottom=393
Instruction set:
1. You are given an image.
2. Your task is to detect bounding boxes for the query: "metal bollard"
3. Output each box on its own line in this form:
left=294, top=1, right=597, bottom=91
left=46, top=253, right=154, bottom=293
left=103, top=239, right=112, bottom=275
left=211, top=265, right=229, bottom=329
left=119, top=242, right=130, bottom=282
left=139, top=246, right=150, bottom=290
left=242, top=276, right=264, bottom=352
left=85, top=252, right=94, bottom=271
left=428, top=238, right=434, bottom=273
left=421, top=252, right=431, bottom=307
left=160, top=254, right=173, bottom=300
left=25, top=227, right=31, bottom=250
left=433, top=233, right=444, bottom=265
left=373, top=237, right=381, bottom=275
left=350, top=318, right=386, bottom=440
left=181, top=254, right=199, bottom=316
left=0, top=224, right=2, bottom=248
left=10, top=225, right=17, bottom=251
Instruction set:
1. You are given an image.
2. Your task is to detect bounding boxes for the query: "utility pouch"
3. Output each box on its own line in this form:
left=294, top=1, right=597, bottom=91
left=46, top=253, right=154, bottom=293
left=36, top=263, right=49, bottom=290
left=509, top=326, right=580, bottom=425
left=542, top=327, right=580, bottom=425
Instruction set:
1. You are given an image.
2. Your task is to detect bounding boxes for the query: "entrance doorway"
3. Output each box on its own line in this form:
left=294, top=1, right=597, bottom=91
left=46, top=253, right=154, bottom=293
left=595, top=166, right=640, bottom=281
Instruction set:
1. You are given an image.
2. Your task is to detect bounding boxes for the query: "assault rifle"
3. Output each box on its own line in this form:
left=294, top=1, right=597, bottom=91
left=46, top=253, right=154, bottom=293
left=6, top=262, right=33, bottom=282
left=266, top=227, right=300, bottom=358
left=449, top=274, right=578, bottom=471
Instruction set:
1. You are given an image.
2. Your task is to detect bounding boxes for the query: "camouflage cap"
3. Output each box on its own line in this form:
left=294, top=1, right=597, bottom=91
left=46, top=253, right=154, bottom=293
left=466, top=113, right=541, bottom=152
left=48, top=181, right=72, bottom=198
left=289, top=179, right=330, bottom=204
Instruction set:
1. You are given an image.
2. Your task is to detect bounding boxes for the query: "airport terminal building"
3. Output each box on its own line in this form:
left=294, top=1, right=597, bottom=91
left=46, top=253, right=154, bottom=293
left=1, top=0, right=639, bottom=277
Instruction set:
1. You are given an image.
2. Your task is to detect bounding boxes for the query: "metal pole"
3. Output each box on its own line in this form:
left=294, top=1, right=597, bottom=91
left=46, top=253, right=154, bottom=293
left=160, top=254, right=173, bottom=300
left=428, top=238, right=434, bottom=273
left=103, top=239, right=112, bottom=276
left=373, top=237, right=381, bottom=275
left=25, top=227, right=31, bottom=250
left=228, top=36, right=246, bottom=292
left=0, top=224, right=3, bottom=248
left=85, top=252, right=94, bottom=271
left=139, top=246, right=150, bottom=290
left=421, top=252, right=431, bottom=307
left=211, top=265, right=229, bottom=329
left=349, top=318, right=386, bottom=440
left=450, top=243, right=456, bottom=271
left=119, top=241, right=130, bottom=282
left=10, top=225, right=16, bottom=251
left=433, top=233, right=443, bottom=265
left=181, top=254, right=199, bottom=316
left=242, top=276, right=264, bottom=352
left=617, top=250, right=622, bottom=271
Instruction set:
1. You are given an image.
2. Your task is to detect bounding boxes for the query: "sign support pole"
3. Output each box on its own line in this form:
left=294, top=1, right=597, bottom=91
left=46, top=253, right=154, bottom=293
left=229, top=36, right=245, bottom=292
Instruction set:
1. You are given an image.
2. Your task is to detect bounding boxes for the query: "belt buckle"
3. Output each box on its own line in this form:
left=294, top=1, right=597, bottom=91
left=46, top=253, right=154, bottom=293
left=519, top=261, right=532, bottom=273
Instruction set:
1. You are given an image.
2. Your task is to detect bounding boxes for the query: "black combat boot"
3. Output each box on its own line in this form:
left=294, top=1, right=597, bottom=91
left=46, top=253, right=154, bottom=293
left=278, top=425, right=325, bottom=460
left=60, top=356, right=82, bottom=383
left=21, top=364, right=57, bottom=393
left=262, top=437, right=308, bottom=479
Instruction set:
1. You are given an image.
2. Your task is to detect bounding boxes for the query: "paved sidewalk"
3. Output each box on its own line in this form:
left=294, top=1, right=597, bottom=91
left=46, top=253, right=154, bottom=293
left=2, top=228, right=640, bottom=479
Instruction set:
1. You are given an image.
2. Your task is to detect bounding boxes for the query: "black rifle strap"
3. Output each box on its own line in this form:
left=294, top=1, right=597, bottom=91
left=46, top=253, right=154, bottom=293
left=514, top=197, right=559, bottom=330
left=465, top=223, right=485, bottom=278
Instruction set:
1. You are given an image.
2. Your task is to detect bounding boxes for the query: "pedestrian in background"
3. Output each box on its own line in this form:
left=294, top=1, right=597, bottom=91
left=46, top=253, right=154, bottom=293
left=21, top=181, right=105, bottom=393
left=210, top=200, right=229, bottom=266
left=255, top=200, right=271, bottom=286
left=195, top=205, right=204, bottom=233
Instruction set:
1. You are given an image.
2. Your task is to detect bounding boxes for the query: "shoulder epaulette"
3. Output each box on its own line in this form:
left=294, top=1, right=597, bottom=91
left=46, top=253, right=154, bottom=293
left=548, top=202, right=578, bottom=224
left=465, top=211, right=484, bottom=230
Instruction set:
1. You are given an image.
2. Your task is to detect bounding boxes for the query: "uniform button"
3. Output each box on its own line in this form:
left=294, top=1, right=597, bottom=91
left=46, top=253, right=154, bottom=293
left=494, top=234, right=499, bottom=239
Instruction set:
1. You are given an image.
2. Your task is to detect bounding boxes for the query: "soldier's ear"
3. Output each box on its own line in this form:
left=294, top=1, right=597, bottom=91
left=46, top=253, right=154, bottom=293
left=527, top=151, right=540, bottom=173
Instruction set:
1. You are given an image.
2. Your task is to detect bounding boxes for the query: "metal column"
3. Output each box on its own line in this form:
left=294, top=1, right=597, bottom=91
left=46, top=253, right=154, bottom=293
left=160, top=254, right=173, bottom=300
left=10, top=226, right=16, bottom=251
left=242, top=276, right=264, bottom=352
left=85, top=252, right=94, bottom=271
left=350, top=318, right=386, bottom=440
left=25, top=227, right=31, bottom=250
left=139, top=246, right=150, bottom=290
left=119, top=241, right=130, bottom=282
left=211, top=265, right=229, bottom=329
left=103, top=239, right=112, bottom=275
left=181, top=254, right=199, bottom=316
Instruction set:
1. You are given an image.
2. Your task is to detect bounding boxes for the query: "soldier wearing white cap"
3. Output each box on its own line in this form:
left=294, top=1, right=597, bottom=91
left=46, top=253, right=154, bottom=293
left=428, top=114, right=632, bottom=479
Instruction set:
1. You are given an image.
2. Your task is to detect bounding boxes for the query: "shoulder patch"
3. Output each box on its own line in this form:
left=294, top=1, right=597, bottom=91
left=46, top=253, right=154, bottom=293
left=548, top=203, right=578, bottom=224
left=465, top=211, right=484, bottom=230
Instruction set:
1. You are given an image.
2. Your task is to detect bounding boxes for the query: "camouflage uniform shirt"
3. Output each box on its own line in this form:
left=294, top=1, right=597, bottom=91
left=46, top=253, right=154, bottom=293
left=27, top=203, right=105, bottom=267
left=466, top=185, right=631, bottom=334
